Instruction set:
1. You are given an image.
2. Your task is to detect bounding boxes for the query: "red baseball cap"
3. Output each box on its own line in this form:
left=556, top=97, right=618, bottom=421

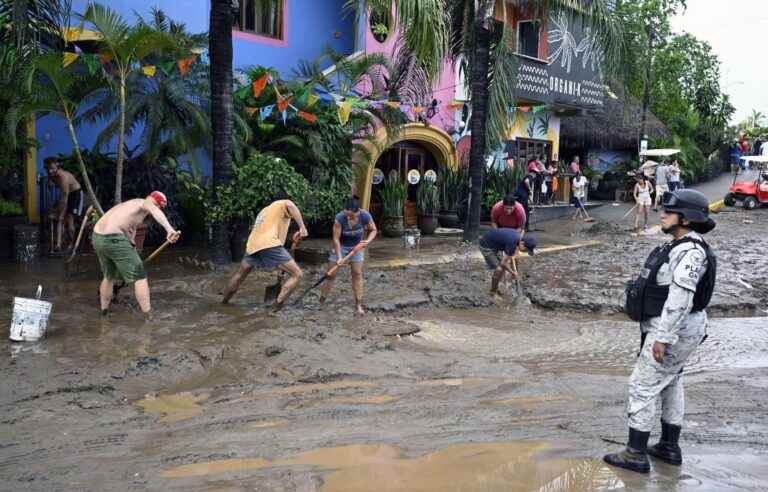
left=148, top=191, right=168, bottom=208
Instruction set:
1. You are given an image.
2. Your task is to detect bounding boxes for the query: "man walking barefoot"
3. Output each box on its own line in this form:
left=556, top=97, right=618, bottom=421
left=92, top=192, right=180, bottom=316
left=604, top=189, right=716, bottom=474
left=45, top=157, right=84, bottom=252
left=222, top=198, right=308, bottom=308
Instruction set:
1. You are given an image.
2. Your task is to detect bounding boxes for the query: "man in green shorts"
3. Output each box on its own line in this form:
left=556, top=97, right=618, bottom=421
left=92, top=191, right=180, bottom=316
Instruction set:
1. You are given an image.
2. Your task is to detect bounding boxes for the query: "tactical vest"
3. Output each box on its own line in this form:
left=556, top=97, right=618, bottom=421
left=625, top=237, right=716, bottom=322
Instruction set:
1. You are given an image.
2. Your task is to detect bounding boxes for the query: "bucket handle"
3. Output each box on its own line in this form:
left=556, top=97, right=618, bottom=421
left=35, top=285, right=42, bottom=299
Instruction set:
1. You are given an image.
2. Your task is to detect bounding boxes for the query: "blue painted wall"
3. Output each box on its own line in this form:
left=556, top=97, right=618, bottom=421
left=37, top=0, right=357, bottom=195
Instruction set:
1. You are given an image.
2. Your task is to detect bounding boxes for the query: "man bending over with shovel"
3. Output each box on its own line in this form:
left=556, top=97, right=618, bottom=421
left=222, top=196, right=308, bottom=308
left=318, top=198, right=377, bottom=316
left=92, top=192, right=180, bottom=316
left=479, top=228, right=536, bottom=298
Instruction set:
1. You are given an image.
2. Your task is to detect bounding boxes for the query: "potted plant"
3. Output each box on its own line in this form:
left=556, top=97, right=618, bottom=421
left=417, top=182, right=440, bottom=235
left=379, top=176, right=406, bottom=237
left=438, top=167, right=465, bottom=228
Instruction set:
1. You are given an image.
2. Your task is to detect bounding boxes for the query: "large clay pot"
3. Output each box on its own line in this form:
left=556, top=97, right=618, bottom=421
left=418, top=215, right=439, bottom=235
left=381, top=215, right=405, bottom=237
left=438, top=210, right=460, bottom=228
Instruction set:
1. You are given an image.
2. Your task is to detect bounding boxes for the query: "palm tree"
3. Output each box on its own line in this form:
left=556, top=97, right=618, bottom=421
left=32, top=52, right=105, bottom=215
left=748, top=110, right=765, bottom=130
left=208, top=0, right=235, bottom=264
left=80, top=2, right=177, bottom=204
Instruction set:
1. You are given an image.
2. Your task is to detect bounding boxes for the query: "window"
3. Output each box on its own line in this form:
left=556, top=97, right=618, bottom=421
left=517, top=20, right=540, bottom=59
left=235, top=0, right=284, bottom=39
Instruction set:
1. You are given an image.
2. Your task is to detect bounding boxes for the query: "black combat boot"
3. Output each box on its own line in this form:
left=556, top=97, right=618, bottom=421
left=648, top=421, right=683, bottom=465
left=603, top=428, right=651, bottom=473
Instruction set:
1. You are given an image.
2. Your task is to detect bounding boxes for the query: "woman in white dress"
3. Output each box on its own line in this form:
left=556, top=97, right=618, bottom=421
left=633, top=175, right=652, bottom=232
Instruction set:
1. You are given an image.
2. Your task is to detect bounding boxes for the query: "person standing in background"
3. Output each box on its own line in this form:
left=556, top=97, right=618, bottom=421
left=668, top=160, right=681, bottom=192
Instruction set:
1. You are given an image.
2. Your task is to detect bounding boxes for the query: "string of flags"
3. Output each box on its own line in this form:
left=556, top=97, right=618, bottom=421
left=242, top=73, right=465, bottom=127
left=60, top=50, right=199, bottom=79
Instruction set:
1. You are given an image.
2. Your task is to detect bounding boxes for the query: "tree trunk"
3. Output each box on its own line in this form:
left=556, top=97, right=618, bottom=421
left=114, top=75, right=127, bottom=204
left=462, top=17, right=492, bottom=242
left=65, top=117, right=104, bottom=216
left=639, top=27, right=653, bottom=149
left=209, top=0, right=234, bottom=264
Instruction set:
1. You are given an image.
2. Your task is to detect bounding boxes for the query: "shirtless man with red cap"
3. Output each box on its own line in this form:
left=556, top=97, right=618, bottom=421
left=92, top=192, right=180, bottom=316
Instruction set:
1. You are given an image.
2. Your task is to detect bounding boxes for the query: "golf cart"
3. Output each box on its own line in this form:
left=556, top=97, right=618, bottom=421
left=724, top=156, right=768, bottom=210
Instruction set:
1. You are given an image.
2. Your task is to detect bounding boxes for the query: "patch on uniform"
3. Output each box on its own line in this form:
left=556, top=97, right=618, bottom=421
left=673, top=248, right=705, bottom=291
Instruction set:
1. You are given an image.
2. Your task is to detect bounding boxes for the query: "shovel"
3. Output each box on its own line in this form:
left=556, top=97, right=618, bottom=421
left=263, top=232, right=302, bottom=304
left=292, top=242, right=366, bottom=306
left=511, top=257, right=522, bottom=295
left=66, top=206, right=95, bottom=263
left=112, top=236, right=178, bottom=298
left=620, top=203, right=638, bottom=221
left=577, top=199, right=595, bottom=222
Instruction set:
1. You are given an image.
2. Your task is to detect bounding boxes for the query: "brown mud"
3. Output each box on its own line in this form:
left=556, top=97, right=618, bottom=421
left=0, top=209, right=767, bottom=490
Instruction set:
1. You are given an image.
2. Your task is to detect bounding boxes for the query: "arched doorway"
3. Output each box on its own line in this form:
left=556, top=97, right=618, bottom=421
left=355, top=123, right=458, bottom=223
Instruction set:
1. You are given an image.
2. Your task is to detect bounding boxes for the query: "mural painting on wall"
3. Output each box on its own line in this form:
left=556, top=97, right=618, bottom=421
left=587, top=150, right=634, bottom=174
left=509, top=110, right=559, bottom=142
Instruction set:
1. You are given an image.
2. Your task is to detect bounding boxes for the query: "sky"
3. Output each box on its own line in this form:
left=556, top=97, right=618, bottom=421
left=671, top=0, right=768, bottom=125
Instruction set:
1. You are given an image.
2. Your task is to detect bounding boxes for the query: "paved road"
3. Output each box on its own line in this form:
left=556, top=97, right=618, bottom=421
left=589, top=172, right=733, bottom=225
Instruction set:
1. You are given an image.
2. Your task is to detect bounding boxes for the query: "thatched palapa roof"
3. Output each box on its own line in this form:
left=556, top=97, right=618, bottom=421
left=559, top=88, right=670, bottom=151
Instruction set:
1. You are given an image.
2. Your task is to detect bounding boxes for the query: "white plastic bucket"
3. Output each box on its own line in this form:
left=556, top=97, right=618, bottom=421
left=9, top=286, right=52, bottom=342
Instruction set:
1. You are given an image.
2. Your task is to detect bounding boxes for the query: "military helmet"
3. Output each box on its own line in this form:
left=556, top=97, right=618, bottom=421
left=662, top=189, right=716, bottom=233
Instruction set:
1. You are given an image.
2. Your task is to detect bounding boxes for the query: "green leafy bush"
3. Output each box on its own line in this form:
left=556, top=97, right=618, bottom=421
left=439, top=166, right=466, bottom=212
left=379, top=176, right=406, bottom=217
left=417, top=182, right=439, bottom=216
left=482, top=166, right=519, bottom=209
left=208, top=153, right=310, bottom=224
left=0, top=198, right=23, bottom=216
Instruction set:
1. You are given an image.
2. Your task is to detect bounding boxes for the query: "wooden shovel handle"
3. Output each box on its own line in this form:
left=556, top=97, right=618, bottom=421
left=144, top=238, right=174, bottom=264
left=66, top=206, right=94, bottom=262
left=327, top=243, right=366, bottom=276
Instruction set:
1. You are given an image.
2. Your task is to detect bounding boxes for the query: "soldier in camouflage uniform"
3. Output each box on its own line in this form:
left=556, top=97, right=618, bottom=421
left=604, top=189, right=716, bottom=474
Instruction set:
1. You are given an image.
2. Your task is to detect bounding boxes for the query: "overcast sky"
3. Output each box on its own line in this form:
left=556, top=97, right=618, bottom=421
left=671, top=0, right=768, bottom=125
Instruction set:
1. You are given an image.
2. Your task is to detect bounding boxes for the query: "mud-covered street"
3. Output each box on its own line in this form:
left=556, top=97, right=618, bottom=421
left=1, top=207, right=767, bottom=491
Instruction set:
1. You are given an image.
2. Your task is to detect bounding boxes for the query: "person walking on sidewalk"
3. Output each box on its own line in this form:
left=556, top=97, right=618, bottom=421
left=633, top=175, right=652, bottom=232
left=92, top=192, right=180, bottom=316
left=222, top=196, right=308, bottom=308
left=604, top=189, right=716, bottom=474
left=668, top=160, right=681, bottom=192
left=490, top=194, right=526, bottom=235
left=45, top=157, right=85, bottom=253
left=478, top=228, right=536, bottom=297
left=653, top=161, right=670, bottom=211
left=571, top=171, right=588, bottom=220
left=516, top=170, right=535, bottom=231
left=319, top=198, right=377, bottom=316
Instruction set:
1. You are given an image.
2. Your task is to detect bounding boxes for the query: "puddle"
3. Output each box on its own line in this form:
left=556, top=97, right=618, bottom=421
left=327, top=394, right=398, bottom=405
left=163, top=441, right=624, bottom=491
left=250, top=419, right=289, bottom=429
left=416, top=378, right=493, bottom=387
left=481, top=395, right=573, bottom=410
left=136, top=392, right=209, bottom=423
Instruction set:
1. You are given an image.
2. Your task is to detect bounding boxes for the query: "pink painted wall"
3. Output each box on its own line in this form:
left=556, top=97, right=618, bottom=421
left=362, top=9, right=459, bottom=135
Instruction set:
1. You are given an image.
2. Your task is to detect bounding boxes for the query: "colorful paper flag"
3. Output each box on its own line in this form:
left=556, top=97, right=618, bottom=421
left=306, top=94, right=320, bottom=107
left=160, top=61, right=175, bottom=76
left=259, top=104, right=275, bottom=120
left=370, top=101, right=384, bottom=110
left=386, top=101, right=400, bottom=109
left=297, top=111, right=317, bottom=123
left=244, top=107, right=258, bottom=116
left=177, top=57, right=194, bottom=77
left=277, top=95, right=293, bottom=113
left=99, top=53, right=112, bottom=65
left=338, top=101, right=352, bottom=125
left=252, top=74, right=269, bottom=98
left=141, top=65, right=157, bottom=77
left=399, top=104, right=411, bottom=113
left=412, top=106, right=425, bottom=114
left=63, top=52, right=79, bottom=67
left=447, top=100, right=464, bottom=109
left=519, top=106, right=531, bottom=113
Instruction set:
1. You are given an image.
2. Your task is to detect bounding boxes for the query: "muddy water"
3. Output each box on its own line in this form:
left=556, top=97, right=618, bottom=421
left=1, top=209, right=767, bottom=490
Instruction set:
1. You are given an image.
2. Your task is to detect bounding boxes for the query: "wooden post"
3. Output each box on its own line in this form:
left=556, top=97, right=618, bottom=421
left=25, top=118, right=40, bottom=224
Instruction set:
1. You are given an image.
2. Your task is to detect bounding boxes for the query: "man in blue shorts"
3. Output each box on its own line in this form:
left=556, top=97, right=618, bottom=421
left=479, top=228, right=536, bottom=296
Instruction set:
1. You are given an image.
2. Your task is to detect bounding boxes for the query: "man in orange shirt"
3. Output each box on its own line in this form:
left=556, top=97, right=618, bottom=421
left=222, top=197, right=309, bottom=308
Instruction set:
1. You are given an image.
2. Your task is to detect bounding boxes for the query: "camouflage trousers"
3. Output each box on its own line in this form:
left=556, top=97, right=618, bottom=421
left=627, top=325, right=705, bottom=432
